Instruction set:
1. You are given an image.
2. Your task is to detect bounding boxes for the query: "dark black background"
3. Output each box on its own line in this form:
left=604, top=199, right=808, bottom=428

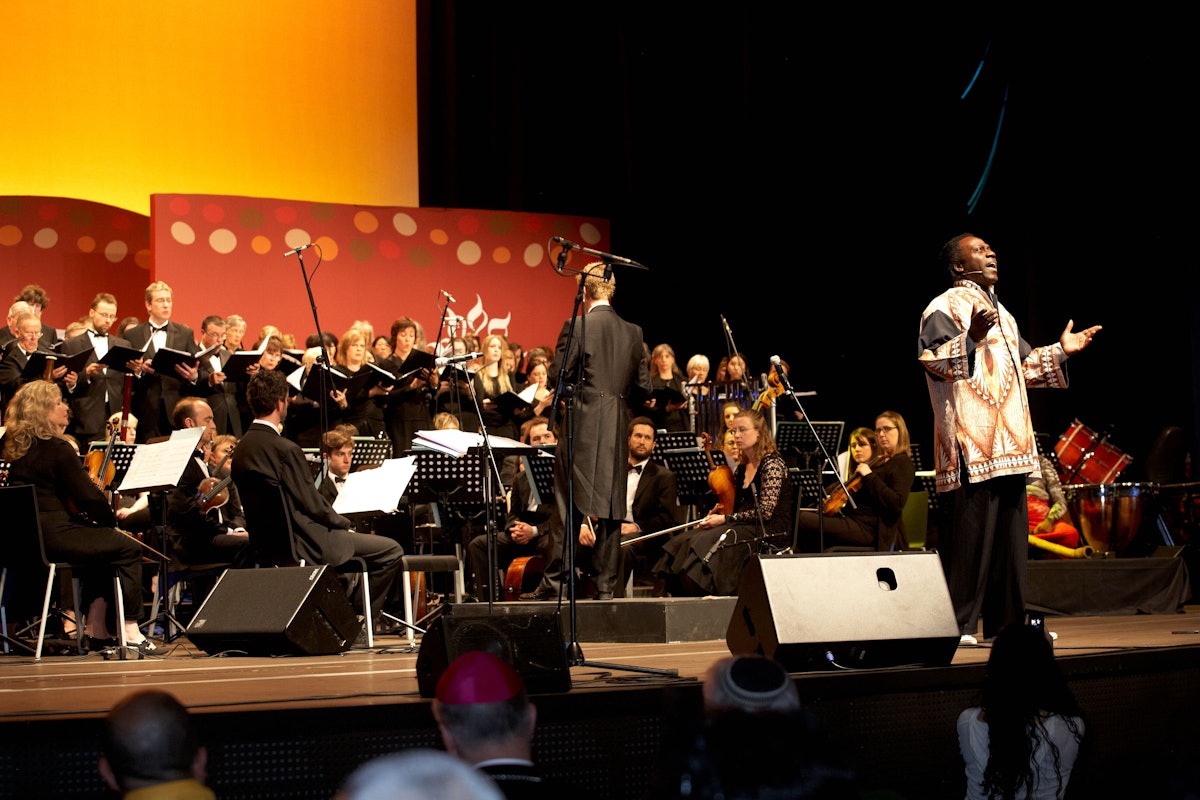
left=417, top=5, right=1196, bottom=475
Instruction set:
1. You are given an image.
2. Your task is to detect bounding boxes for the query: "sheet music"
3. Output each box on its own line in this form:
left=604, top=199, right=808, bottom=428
left=333, top=456, right=417, bottom=515
left=412, top=429, right=528, bottom=457
left=117, top=427, right=204, bottom=492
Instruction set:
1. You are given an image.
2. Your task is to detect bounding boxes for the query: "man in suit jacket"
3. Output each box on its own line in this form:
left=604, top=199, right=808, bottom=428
left=61, top=293, right=134, bottom=451
left=0, top=311, right=77, bottom=416
left=613, top=417, right=681, bottom=597
left=195, top=314, right=243, bottom=438
left=530, top=262, right=651, bottom=601
left=123, top=281, right=200, bottom=442
left=468, top=416, right=560, bottom=601
left=231, top=368, right=402, bottom=626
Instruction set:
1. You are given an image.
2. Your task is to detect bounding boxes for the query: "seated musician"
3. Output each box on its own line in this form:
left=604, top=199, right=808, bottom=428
left=315, top=424, right=381, bottom=534
left=576, top=416, right=682, bottom=598
left=467, top=416, right=559, bottom=602
left=794, top=410, right=915, bottom=552
left=165, top=398, right=250, bottom=567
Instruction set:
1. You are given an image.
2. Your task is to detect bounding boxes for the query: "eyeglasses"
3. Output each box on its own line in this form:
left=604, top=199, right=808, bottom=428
left=730, top=427, right=755, bottom=435
left=875, top=425, right=897, bottom=435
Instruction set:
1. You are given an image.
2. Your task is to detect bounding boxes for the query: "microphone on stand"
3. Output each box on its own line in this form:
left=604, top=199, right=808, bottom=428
left=702, top=531, right=729, bottom=565
left=440, top=289, right=457, bottom=303
left=283, top=243, right=315, bottom=257
left=435, top=352, right=482, bottom=367
left=769, top=355, right=796, bottom=396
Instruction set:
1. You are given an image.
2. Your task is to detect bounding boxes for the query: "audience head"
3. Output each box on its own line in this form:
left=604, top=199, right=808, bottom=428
left=703, top=655, right=800, bottom=715
left=431, top=650, right=536, bottom=764
left=337, top=749, right=503, bottom=800
left=98, top=689, right=206, bottom=795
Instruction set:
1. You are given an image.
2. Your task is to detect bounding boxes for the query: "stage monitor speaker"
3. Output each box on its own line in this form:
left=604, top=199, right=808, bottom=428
left=726, top=552, right=959, bottom=671
left=416, top=605, right=571, bottom=698
left=187, top=565, right=361, bottom=656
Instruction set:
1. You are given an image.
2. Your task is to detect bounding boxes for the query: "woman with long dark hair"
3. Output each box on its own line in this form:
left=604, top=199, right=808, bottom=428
left=959, top=623, right=1085, bottom=799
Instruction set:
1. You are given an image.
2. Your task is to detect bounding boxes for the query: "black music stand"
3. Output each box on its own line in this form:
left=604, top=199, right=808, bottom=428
left=663, top=448, right=715, bottom=516
left=776, top=421, right=845, bottom=475
left=87, top=442, right=138, bottom=495
left=652, top=431, right=699, bottom=459
left=521, top=447, right=557, bottom=508
left=351, top=437, right=393, bottom=470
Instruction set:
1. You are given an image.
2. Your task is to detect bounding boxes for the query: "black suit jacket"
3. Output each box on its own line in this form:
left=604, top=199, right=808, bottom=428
left=0, top=341, right=39, bottom=415
left=549, top=304, right=651, bottom=521
left=231, top=421, right=357, bottom=566
left=197, top=347, right=244, bottom=437
left=61, top=331, right=133, bottom=447
left=630, top=459, right=682, bottom=536
left=124, top=320, right=199, bottom=441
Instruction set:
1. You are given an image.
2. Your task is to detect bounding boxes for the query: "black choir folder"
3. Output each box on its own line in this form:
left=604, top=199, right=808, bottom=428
left=492, top=384, right=541, bottom=417
left=148, top=345, right=200, bottom=374
left=21, top=348, right=92, bottom=379
left=98, top=344, right=148, bottom=373
left=393, top=349, right=437, bottom=380
left=301, top=363, right=372, bottom=402
left=219, top=345, right=267, bottom=379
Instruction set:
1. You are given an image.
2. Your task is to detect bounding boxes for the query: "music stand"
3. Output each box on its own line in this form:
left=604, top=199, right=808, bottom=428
left=522, top=447, right=557, bottom=508
left=776, top=421, right=844, bottom=475
left=663, top=448, right=715, bottom=516
left=351, top=437, right=393, bottom=470
left=87, top=442, right=139, bottom=494
left=793, top=468, right=824, bottom=510
left=652, top=431, right=699, bottom=459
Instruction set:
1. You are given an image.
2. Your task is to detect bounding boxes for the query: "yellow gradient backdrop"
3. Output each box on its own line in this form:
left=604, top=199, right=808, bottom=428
left=1, top=1, right=418, bottom=215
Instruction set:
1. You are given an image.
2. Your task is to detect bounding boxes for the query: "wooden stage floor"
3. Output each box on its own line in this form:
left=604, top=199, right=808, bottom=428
left=3, top=605, right=1199, bottom=722
left=3, top=603, right=1200, bottom=799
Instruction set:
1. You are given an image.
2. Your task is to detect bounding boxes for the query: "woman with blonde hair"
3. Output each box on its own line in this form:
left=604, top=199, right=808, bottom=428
left=473, top=333, right=518, bottom=439
left=3, top=381, right=153, bottom=653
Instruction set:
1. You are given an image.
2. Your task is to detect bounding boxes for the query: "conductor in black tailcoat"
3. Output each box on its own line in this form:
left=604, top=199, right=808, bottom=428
left=527, top=261, right=650, bottom=601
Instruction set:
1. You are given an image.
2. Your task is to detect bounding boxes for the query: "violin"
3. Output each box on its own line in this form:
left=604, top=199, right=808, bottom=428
left=700, top=432, right=736, bottom=515
left=196, top=446, right=234, bottom=514
left=752, top=371, right=786, bottom=411
left=822, top=455, right=886, bottom=516
left=85, top=426, right=120, bottom=493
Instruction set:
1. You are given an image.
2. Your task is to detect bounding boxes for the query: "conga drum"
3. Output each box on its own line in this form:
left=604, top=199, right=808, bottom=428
left=1055, top=419, right=1132, bottom=484
left=1063, top=482, right=1155, bottom=556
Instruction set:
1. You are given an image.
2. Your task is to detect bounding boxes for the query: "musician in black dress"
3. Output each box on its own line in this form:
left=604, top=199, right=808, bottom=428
left=794, top=410, right=915, bottom=552
left=657, top=407, right=792, bottom=596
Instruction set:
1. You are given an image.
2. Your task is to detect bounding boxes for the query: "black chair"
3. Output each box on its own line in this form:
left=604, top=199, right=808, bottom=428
left=241, top=484, right=375, bottom=646
left=0, top=484, right=126, bottom=660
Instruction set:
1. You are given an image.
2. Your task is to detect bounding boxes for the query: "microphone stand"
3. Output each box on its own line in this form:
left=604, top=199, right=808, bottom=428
left=548, top=251, right=675, bottom=679
left=773, top=360, right=852, bottom=553
left=454, top=363, right=505, bottom=609
left=294, top=249, right=333, bottom=437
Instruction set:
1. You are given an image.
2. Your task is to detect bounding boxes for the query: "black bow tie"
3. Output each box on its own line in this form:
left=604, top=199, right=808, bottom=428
left=150, top=324, right=167, bottom=333
left=628, top=463, right=643, bottom=474
left=88, top=330, right=106, bottom=338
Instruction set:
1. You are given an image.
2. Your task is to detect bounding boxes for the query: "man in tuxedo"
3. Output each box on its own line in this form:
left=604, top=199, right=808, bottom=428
left=195, top=314, right=243, bottom=437
left=0, top=311, right=77, bottom=416
left=527, top=261, right=651, bottom=601
left=469, top=416, right=560, bottom=601
left=123, top=281, right=200, bottom=442
left=231, top=368, right=403, bottom=626
left=60, top=293, right=133, bottom=450
left=166, top=398, right=250, bottom=568
left=603, top=417, right=682, bottom=598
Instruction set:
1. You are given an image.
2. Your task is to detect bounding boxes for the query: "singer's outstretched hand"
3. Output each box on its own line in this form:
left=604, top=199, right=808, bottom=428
left=1060, top=320, right=1102, bottom=356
